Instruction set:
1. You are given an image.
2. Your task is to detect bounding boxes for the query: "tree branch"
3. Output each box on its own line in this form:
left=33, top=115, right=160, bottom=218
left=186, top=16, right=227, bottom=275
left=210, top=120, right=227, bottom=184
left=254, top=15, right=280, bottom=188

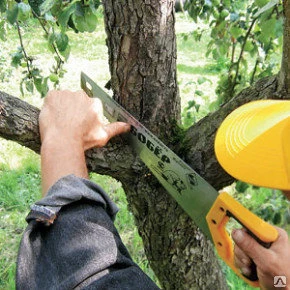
left=0, top=90, right=135, bottom=182
left=0, top=74, right=281, bottom=191
left=181, top=75, right=279, bottom=190
left=0, top=91, right=40, bottom=152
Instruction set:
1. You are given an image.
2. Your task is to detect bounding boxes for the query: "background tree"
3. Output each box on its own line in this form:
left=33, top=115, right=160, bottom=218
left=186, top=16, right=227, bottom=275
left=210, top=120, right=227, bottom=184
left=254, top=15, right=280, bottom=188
left=0, top=0, right=287, bottom=289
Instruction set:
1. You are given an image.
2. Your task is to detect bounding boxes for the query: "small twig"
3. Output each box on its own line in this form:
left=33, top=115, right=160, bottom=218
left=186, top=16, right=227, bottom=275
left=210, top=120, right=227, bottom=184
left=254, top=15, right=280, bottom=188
left=250, top=59, right=259, bottom=84
left=16, top=20, right=33, bottom=77
left=231, top=18, right=257, bottom=93
left=32, top=10, right=64, bottom=73
left=230, top=41, right=236, bottom=64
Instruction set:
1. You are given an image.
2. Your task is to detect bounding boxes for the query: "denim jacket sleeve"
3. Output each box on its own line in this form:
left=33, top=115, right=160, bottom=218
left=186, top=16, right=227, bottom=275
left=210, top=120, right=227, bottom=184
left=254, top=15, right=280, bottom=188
left=16, top=175, right=159, bottom=290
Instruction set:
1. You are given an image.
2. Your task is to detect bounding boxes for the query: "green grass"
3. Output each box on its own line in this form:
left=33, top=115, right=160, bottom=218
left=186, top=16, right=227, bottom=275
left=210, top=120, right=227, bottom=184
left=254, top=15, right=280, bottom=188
left=0, top=140, right=41, bottom=289
left=0, top=11, right=288, bottom=290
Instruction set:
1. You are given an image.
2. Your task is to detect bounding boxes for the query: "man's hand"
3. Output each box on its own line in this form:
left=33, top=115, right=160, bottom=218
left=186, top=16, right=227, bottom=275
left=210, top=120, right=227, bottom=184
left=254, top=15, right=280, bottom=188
left=39, top=90, right=130, bottom=151
left=39, top=90, right=130, bottom=194
left=232, top=227, right=290, bottom=290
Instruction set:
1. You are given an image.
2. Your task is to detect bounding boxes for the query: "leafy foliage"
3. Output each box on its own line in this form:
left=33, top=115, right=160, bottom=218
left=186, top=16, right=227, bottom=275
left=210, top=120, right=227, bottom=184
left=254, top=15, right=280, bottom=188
left=181, top=76, right=212, bottom=128
left=234, top=184, right=290, bottom=228
left=184, top=0, right=283, bottom=108
left=0, top=0, right=101, bottom=96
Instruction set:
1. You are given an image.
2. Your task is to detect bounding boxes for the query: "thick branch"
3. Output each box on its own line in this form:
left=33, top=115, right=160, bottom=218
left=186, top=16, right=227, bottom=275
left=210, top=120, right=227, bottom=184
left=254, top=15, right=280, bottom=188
left=0, top=91, right=135, bottom=182
left=0, top=91, right=41, bottom=152
left=182, top=75, right=279, bottom=190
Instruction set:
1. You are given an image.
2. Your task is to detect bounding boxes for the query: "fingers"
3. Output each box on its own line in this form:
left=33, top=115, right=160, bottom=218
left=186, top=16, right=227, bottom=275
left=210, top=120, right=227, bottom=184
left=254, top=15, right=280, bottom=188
left=91, top=98, right=104, bottom=121
left=83, top=122, right=130, bottom=150
left=270, top=227, right=289, bottom=251
left=42, top=90, right=131, bottom=149
left=104, top=122, right=131, bottom=140
left=234, top=244, right=253, bottom=277
left=232, top=229, right=268, bottom=265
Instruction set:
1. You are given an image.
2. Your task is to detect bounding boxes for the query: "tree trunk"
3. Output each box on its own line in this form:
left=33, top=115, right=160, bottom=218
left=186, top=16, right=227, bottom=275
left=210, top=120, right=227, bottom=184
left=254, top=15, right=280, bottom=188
left=103, top=0, right=180, bottom=138
left=102, top=0, right=227, bottom=289
left=278, top=0, right=290, bottom=95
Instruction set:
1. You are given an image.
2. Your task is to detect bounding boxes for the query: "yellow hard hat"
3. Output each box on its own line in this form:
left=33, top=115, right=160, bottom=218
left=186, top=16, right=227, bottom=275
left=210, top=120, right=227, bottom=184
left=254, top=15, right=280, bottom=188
left=215, top=100, right=290, bottom=190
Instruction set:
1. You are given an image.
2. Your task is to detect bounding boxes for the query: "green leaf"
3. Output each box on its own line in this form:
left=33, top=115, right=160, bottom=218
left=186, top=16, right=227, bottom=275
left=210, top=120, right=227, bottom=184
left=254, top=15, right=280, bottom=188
left=34, top=77, right=48, bottom=97
left=17, top=3, right=31, bottom=21
left=222, top=0, right=231, bottom=8
left=255, top=0, right=268, bottom=8
left=273, top=212, right=281, bottom=225
left=55, top=32, right=69, bottom=52
left=220, top=9, right=229, bottom=19
left=6, top=5, right=18, bottom=24
left=260, top=18, right=277, bottom=40
left=244, top=40, right=254, bottom=52
left=28, top=0, right=46, bottom=16
left=275, top=17, right=284, bottom=38
left=187, top=100, right=196, bottom=110
left=59, top=44, right=70, bottom=60
left=230, top=26, right=243, bottom=39
left=58, top=3, right=76, bottom=28
left=0, top=0, right=6, bottom=13
left=197, top=76, right=208, bottom=85
left=47, top=33, right=56, bottom=53
left=25, top=79, right=34, bottom=93
left=208, top=100, right=220, bottom=112
left=0, top=20, right=6, bottom=41
left=72, top=7, right=97, bottom=33
left=39, top=0, right=55, bottom=15
left=235, top=181, right=250, bottom=193
left=89, top=0, right=100, bottom=13
left=285, top=210, right=290, bottom=224
left=11, top=50, right=23, bottom=67
left=253, top=0, right=279, bottom=18
left=44, top=12, right=55, bottom=22
left=218, top=42, right=230, bottom=57
left=195, top=90, right=203, bottom=96
left=249, top=43, right=258, bottom=58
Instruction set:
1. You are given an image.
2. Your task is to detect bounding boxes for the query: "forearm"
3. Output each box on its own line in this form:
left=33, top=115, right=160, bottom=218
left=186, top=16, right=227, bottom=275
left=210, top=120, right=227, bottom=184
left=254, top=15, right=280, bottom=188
left=38, top=90, right=130, bottom=195
left=41, top=138, right=88, bottom=195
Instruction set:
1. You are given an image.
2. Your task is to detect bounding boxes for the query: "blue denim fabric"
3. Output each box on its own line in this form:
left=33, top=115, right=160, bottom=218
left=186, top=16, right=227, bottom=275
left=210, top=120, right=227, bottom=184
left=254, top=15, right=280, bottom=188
left=16, top=175, right=159, bottom=290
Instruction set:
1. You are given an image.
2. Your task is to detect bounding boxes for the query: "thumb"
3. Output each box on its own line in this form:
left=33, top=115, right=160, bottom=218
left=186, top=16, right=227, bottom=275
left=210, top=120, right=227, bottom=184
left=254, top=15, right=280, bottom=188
left=104, top=122, right=131, bottom=140
left=232, top=229, right=268, bottom=265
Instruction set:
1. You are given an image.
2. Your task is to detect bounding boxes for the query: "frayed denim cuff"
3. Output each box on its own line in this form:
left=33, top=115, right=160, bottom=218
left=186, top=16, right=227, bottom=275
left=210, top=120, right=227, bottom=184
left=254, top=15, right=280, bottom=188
left=26, top=174, right=119, bottom=226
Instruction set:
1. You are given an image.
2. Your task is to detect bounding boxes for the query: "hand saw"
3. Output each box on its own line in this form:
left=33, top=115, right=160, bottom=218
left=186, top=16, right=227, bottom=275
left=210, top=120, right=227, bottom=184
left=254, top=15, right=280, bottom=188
left=81, top=72, right=278, bottom=287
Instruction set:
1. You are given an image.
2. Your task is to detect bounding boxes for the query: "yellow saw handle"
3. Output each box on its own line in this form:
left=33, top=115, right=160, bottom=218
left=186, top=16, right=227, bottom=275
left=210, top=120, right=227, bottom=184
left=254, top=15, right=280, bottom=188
left=206, top=192, right=278, bottom=288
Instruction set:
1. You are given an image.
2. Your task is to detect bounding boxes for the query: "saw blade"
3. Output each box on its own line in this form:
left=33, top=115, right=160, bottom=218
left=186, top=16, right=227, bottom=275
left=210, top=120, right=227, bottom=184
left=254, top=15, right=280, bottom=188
left=81, top=72, right=219, bottom=239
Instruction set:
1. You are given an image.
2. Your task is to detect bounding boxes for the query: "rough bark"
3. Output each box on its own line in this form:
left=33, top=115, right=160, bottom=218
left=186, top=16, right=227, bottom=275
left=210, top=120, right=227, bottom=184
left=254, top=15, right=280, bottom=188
left=102, top=0, right=227, bottom=289
left=0, top=91, right=41, bottom=153
left=0, top=91, right=136, bottom=183
left=103, top=0, right=180, bottom=138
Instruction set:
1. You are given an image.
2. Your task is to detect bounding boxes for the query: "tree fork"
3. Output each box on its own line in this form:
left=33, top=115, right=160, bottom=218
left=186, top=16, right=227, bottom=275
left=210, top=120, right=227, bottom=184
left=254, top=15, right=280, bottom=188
left=0, top=75, right=279, bottom=289
left=102, top=0, right=229, bottom=288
